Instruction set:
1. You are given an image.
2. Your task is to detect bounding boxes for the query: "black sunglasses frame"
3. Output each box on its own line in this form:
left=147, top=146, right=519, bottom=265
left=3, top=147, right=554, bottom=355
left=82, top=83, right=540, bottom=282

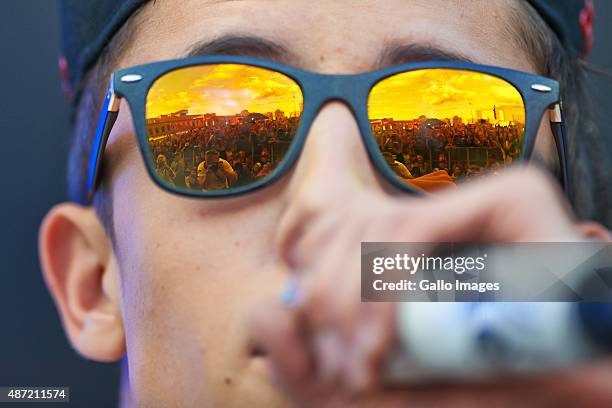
left=87, top=55, right=567, bottom=202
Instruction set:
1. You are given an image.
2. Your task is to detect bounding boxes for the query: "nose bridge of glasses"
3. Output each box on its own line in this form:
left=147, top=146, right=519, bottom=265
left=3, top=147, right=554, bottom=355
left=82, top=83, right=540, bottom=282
left=291, top=74, right=384, bottom=189
left=304, top=72, right=371, bottom=111
left=298, top=73, right=380, bottom=160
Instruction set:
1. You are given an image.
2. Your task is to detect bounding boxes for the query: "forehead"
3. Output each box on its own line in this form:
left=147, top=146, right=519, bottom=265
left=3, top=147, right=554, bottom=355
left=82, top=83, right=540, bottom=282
left=119, top=0, right=534, bottom=74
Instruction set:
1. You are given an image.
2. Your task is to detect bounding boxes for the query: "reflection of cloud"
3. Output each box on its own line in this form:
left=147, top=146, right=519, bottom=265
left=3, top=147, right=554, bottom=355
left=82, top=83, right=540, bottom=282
left=368, top=69, right=525, bottom=123
left=188, top=64, right=248, bottom=89
left=423, top=83, right=476, bottom=106
left=147, top=64, right=302, bottom=118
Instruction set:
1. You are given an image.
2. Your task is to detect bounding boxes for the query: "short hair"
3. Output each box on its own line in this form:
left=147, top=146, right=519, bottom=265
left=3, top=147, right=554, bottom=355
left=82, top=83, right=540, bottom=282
left=67, top=7, right=146, bottom=237
left=510, top=1, right=610, bottom=224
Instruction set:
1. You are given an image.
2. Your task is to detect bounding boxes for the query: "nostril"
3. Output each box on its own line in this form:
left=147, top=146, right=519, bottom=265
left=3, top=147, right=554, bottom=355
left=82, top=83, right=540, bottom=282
left=249, top=339, right=268, bottom=358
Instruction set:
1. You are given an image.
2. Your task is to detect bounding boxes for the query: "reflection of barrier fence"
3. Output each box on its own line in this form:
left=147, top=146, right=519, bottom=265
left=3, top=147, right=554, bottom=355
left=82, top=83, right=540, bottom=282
left=270, top=141, right=292, bottom=165
left=445, top=147, right=503, bottom=170
left=151, top=132, right=294, bottom=170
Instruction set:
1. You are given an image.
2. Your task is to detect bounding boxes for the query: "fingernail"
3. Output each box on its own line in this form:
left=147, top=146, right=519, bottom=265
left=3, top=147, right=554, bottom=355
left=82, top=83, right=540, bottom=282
left=281, top=277, right=303, bottom=307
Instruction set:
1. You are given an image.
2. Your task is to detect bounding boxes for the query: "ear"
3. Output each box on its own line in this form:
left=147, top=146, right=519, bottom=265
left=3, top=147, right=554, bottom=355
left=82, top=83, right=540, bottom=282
left=575, top=221, right=612, bottom=242
left=39, top=202, right=125, bottom=362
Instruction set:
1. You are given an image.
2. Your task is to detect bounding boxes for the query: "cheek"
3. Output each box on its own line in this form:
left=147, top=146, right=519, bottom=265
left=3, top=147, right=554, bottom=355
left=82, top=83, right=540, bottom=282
left=110, top=162, right=287, bottom=397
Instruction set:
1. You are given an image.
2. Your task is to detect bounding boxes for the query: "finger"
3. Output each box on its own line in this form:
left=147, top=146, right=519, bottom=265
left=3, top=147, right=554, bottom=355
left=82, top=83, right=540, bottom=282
left=296, top=192, right=393, bottom=333
left=313, top=328, right=345, bottom=385
left=303, top=226, right=363, bottom=333
left=299, top=227, right=397, bottom=390
left=345, top=302, right=397, bottom=392
left=392, top=166, right=578, bottom=242
left=296, top=233, right=360, bottom=386
left=575, top=221, right=612, bottom=241
left=286, top=200, right=373, bottom=388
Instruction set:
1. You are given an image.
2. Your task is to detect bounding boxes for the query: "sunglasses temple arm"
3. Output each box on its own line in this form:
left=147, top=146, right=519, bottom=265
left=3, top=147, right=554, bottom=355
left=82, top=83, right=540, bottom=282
left=86, top=83, right=121, bottom=203
left=549, top=104, right=570, bottom=198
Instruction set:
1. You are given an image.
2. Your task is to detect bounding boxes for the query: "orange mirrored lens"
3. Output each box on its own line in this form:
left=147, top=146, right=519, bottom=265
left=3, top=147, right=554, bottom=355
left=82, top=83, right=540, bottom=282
left=146, top=64, right=303, bottom=192
left=368, top=69, right=525, bottom=193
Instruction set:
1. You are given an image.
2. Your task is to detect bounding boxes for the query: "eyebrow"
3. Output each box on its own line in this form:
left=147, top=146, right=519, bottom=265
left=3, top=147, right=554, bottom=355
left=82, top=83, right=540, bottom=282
left=183, top=34, right=475, bottom=69
left=377, top=43, right=475, bottom=67
left=184, top=34, right=300, bottom=65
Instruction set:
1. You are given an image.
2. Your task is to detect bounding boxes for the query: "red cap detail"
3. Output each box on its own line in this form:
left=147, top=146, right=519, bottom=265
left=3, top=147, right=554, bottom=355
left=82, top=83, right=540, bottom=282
left=58, top=55, right=73, bottom=101
left=579, top=0, right=595, bottom=58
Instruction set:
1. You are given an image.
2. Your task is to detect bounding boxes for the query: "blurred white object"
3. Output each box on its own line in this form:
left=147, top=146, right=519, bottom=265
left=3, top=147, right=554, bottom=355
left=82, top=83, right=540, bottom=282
left=385, top=302, right=602, bottom=383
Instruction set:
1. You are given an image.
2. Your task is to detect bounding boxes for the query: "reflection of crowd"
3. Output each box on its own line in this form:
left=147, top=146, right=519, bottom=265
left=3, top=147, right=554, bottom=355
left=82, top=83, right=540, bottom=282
left=149, top=116, right=299, bottom=191
left=374, top=119, right=523, bottom=181
left=149, top=115, right=522, bottom=192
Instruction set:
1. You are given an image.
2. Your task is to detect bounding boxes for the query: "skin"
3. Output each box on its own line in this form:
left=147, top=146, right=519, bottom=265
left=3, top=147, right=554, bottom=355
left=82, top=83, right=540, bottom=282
left=38, top=0, right=612, bottom=406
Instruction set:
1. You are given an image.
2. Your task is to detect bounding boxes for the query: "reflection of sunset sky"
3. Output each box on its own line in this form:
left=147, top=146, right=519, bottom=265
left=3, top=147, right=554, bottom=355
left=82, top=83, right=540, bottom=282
left=368, top=69, right=525, bottom=123
left=146, top=64, right=303, bottom=118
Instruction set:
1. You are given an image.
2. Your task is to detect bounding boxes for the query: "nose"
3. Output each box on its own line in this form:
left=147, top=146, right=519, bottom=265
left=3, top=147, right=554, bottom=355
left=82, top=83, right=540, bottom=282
left=275, top=101, right=387, bottom=269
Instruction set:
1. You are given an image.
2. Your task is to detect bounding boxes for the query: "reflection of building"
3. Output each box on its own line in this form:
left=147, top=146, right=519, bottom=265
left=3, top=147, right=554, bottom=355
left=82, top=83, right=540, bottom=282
left=370, top=118, right=420, bottom=132
left=493, top=105, right=524, bottom=124
left=146, top=110, right=208, bottom=139
left=147, top=109, right=293, bottom=139
left=216, top=114, right=244, bottom=126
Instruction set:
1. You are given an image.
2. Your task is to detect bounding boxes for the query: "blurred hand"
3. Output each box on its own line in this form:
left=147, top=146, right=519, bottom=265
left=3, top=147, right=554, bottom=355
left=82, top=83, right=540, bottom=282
left=250, top=167, right=612, bottom=407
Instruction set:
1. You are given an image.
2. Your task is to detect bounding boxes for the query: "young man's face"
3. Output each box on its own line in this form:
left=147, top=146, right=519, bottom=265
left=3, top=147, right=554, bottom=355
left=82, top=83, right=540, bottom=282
left=62, top=0, right=562, bottom=406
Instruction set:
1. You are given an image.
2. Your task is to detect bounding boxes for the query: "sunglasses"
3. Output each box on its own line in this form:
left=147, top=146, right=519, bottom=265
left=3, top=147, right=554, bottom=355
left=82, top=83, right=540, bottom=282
left=88, top=55, right=567, bottom=201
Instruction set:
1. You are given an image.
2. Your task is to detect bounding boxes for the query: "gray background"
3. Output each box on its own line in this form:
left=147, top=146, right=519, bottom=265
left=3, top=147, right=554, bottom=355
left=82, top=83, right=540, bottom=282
left=0, top=1, right=610, bottom=407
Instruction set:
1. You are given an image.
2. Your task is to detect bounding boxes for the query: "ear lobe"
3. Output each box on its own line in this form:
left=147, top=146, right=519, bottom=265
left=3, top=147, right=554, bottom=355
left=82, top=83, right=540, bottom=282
left=78, top=308, right=125, bottom=361
left=39, top=203, right=125, bottom=362
left=575, top=221, right=612, bottom=242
